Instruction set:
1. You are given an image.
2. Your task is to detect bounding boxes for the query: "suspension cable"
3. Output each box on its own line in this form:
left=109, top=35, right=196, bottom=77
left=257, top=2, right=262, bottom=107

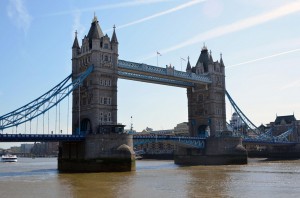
left=48, top=110, right=50, bottom=134
left=67, top=91, right=70, bottom=135
left=43, top=113, right=45, bottom=135
left=59, top=101, right=61, bottom=134
left=55, top=102, right=57, bottom=134
left=36, top=116, right=39, bottom=134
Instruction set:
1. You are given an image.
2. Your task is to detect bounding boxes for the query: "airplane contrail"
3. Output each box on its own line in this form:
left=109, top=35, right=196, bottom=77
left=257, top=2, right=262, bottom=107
left=227, top=48, right=300, bottom=68
left=45, top=0, right=171, bottom=17
left=107, top=0, right=206, bottom=31
left=139, top=1, right=300, bottom=61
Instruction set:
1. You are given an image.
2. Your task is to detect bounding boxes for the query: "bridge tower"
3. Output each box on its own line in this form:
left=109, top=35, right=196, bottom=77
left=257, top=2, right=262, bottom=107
left=186, top=46, right=226, bottom=137
left=175, top=46, right=247, bottom=165
left=71, top=16, right=118, bottom=134
left=58, top=16, right=135, bottom=172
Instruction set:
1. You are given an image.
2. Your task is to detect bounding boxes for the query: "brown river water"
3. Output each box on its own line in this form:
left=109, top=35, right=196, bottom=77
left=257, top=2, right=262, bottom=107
left=0, top=158, right=300, bottom=198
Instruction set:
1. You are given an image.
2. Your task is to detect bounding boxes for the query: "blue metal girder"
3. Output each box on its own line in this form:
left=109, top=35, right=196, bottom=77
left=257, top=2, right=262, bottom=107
left=225, top=90, right=266, bottom=136
left=243, top=138, right=298, bottom=146
left=118, top=59, right=212, bottom=84
left=0, top=134, right=85, bottom=142
left=133, top=135, right=206, bottom=149
left=0, top=65, right=94, bottom=130
left=118, top=71, right=194, bottom=88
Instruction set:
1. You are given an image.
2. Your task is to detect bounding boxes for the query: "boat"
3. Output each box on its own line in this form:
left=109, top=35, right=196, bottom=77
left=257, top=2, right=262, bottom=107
left=1, top=154, right=18, bottom=162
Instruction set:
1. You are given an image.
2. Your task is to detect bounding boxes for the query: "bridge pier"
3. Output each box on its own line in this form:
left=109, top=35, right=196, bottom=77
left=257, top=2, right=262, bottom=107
left=58, top=133, right=135, bottom=172
left=174, top=135, right=247, bottom=165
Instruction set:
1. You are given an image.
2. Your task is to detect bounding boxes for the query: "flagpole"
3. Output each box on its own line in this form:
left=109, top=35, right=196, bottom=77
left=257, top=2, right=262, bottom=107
left=157, top=53, right=158, bottom=67
left=180, top=57, right=186, bottom=71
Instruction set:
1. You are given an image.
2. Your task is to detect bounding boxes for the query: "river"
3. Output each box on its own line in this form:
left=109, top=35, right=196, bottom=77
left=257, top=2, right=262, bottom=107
left=0, top=158, right=300, bottom=198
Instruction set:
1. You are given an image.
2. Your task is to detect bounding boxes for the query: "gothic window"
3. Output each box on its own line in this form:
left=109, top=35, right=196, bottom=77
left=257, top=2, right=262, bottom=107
left=197, top=94, right=204, bottom=102
left=104, top=43, right=108, bottom=49
left=105, top=55, right=108, bottom=61
left=104, top=98, right=108, bottom=104
left=108, top=112, right=111, bottom=122
left=100, top=112, right=103, bottom=122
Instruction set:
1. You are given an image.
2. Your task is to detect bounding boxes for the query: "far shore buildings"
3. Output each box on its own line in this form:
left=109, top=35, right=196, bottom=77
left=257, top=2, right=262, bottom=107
left=266, top=114, right=300, bottom=142
left=134, top=113, right=300, bottom=156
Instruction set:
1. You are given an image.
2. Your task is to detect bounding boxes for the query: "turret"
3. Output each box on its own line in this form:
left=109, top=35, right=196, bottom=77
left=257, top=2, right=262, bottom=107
left=72, top=31, right=80, bottom=58
left=186, top=56, right=192, bottom=73
left=87, top=14, right=103, bottom=50
left=196, top=45, right=210, bottom=72
left=110, top=25, right=119, bottom=66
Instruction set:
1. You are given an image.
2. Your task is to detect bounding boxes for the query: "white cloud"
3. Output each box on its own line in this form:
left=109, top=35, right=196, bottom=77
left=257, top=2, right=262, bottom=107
left=6, top=0, right=32, bottom=34
left=280, top=80, right=300, bottom=90
left=140, top=1, right=300, bottom=61
left=72, top=10, right=85, bottom=41
left=227, top=48, right=300, bottom=69
left=106, top=0, right=206, bottom=31
left=47, top=0, right=172, bottom=17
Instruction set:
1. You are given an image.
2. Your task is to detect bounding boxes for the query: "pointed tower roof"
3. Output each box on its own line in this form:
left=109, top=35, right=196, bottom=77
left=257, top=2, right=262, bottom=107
left=72, top=30, right=80, bottom=49
left=186, top=56, right=191, bottom=71
left=87, top=14, right=104, bottom=39
left=209, top=50, right=213, bottom=63
left=111, top=25, right=118, bottom=43
left=196, top=44, right=210, bottom=72
left=220, top=53, right=224, bottom=66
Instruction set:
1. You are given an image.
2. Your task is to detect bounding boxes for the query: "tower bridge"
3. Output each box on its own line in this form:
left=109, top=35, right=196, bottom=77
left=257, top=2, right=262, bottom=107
left=1, top=15, right=299, bottom=172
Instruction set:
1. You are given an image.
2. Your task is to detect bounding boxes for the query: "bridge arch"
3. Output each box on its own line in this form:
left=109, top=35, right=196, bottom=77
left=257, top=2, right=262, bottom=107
left=80, top=118, right=92, bottom=135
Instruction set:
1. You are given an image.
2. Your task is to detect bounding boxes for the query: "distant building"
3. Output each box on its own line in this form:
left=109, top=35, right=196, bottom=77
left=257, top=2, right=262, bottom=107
left=20, top=144, right=34, bottom=154
left=174, top=122, right=189, bottom=136
left=267, top=114, right=300, bottom=142
left=31, top=142, right=59, bottom=156
left=229, top=112, right=245, bottom=130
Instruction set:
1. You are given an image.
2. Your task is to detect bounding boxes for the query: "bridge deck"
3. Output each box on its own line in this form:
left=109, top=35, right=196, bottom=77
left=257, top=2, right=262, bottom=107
left=0, top=134, right=85, bottom=142
left=118, top=60, right=212, bottom=87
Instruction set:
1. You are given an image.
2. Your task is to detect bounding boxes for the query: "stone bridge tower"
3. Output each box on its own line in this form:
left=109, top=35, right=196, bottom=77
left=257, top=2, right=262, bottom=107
left=58, top=16, right=135, bottom=172
left=71, top=15, right=119, bottom=135
left=175, top=46, right=247, bottom=166
left=186, top=46, right=226, bottom=137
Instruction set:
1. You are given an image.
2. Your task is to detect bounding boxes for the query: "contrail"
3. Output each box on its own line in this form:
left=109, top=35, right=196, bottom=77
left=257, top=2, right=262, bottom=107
left=227, top=48, right=300, bottom=68
left=139, top=1, right=300, bottom=61
left=45, top=0, right=171, bottom=17
left=107, top=0, right=206, bottom=32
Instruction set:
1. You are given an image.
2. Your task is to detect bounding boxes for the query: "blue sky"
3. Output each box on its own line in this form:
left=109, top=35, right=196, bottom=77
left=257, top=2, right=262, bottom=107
left=1, top=0, right=300, bottom=148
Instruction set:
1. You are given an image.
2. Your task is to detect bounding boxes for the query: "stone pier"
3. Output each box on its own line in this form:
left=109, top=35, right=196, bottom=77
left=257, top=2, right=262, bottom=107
left=174, top=135, right=248, bottom=165
left=58, top=133, right=135, bottom=172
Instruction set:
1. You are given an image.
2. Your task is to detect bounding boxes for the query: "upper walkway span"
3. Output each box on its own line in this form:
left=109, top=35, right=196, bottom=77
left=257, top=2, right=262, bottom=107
left=118, top=60, right=212, bottom=88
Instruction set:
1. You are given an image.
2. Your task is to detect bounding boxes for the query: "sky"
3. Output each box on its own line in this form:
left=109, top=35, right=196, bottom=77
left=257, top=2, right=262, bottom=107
left=1, top=0, right=300, bottom=148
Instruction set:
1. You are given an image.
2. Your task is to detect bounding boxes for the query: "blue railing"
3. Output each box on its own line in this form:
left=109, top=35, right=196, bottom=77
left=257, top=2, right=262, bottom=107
left=0, top=134, right=85, bottom=142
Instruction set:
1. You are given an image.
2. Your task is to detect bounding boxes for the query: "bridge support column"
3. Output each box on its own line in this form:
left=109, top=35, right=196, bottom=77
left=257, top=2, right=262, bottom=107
left=174, top=136, right=247, bottom=165
left=58, top=134, right=135, bottom=172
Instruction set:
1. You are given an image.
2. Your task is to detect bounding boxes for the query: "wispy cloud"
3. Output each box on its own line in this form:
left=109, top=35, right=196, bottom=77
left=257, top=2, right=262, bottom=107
left=227, top=48, right=300, bottom=69
left=140, top=1, right=300, bottom=61
left=46, top=0, right=171, bottom=17
left=280, top=79, right=300, bottom=90
left=6, top=0, right=32, bottom=34
left=72, top=10, right=85, bottom=40
left=106, top=0, right=206, bottom=31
